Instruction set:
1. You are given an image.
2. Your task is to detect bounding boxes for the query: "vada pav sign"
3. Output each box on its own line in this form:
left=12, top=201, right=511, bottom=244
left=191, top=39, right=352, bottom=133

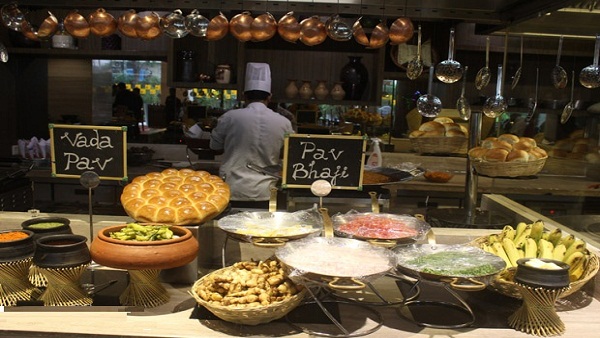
left=49, top=124, right=128, bottom=181
left=282, top=134, right=367, bottom=189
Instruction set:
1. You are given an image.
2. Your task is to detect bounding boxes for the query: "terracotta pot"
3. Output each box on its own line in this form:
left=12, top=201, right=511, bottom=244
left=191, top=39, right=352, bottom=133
left=299, top=16, right=326, bottom=46
left=277, top=11, right=300, bottom=43
left=285, top=79, right=299, bottom=99
left=64, top=10, right=90, bottom=38
left=314, top=80, right=329, bottom=100
left=205, top=12, right=228, bottom=41
left=389, top=17, right=414, bottom=45
left=21, top=11, right=58, bottom=41
left=21, top=216, right=72, bottom=241
left=118, top=9, right=138, bottom=38
left=229, top=11, right=253, bottom=42
left=251, top=12, right=277, bottom=42
left=88, top=8, right=117, bottom=37
left=331, top=82, right=345, bottom=101
left=0, top=229, right=34, bottom=262
left=33, top=234, right=91, bottom=269
left=299, top=80, right=313, bottom=99
left=90, top=224, right=199, bottom=270
left=136, top=12, right=162, bottom=40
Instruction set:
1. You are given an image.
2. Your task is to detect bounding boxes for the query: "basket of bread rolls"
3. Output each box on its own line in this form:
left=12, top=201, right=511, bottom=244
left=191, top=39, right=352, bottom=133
left=468, top=133, right=548, bottom=177
left=409, top=117, right=468, bottom=154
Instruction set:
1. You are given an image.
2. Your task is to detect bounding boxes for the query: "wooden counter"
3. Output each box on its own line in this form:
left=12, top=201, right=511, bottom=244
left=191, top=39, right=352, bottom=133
left=0, top=211, right=598, bottom=338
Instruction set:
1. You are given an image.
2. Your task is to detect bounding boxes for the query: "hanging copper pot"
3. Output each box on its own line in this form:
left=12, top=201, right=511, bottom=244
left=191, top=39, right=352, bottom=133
left=251, top=12, right=276, bottom=42
left=64, top=10, right=90, bottom=38
left=118, top=9, right=138, bottom=38
left=277, top=11, right=300, bottom=43
left=205, top=12, right=228, bottom=41
left=352, top=18, right=389, bottom=49
left=352, top=18, right=369, bottom=46
left=21, top=11, right=58, bottom=41
left=135, top=12, right=161, bottom=40
left=326, top=14, right=353, bottom=42
left=160, top=9, right=188, bottom=38
left=229, top=11, right=253, bottom=42
left=88, top=8, right=117, bottom=37
left=1, top=2, right=28, bottom=32
left=184, top=9, right=209, bottom=37
left=389, top=17, right=414, bottom=45
left=299, top=16, right=326, bottom=46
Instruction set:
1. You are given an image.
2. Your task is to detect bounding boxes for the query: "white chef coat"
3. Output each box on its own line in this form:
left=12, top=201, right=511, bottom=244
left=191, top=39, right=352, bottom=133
left=210, top=102, right=294, bottom=201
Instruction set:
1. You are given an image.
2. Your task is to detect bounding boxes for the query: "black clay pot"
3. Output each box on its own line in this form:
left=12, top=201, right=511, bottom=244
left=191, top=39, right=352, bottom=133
left=0, top=229, right=35, bottom=262
left=33, top=234, right=91, bottom=269
left=21, top=217, right=72, bottom=241
left=515, top=258, right=570, bottom=289
left=340, top=56, right=368, bottom=100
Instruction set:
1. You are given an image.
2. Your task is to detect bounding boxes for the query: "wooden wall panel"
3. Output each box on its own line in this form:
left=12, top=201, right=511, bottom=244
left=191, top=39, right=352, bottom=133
left=48, top=59, right=93, bottom=124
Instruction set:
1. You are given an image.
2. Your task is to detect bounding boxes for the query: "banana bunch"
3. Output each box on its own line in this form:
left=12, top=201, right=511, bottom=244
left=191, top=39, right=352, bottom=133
left=480, top=220, right=590, bottom=282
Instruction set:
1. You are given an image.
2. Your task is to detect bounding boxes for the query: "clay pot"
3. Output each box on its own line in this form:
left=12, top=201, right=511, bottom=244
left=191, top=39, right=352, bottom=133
left=0, top=229, right=34, bottom=262
left=299, top=16, right=327, bottom=46
left=64, top=10, right=90, bottom=38
left=314, top=81, right=329, bottom=100
left=21, top=216, right=72, bottom=241
left=118, top=9, right=138, bottom=38
left=389, top=17, right=414, bottom=45
left=299, top=80, right=313, bottom=99
left=136, top=12, right=162, bottom=40
left=331, top=82, right=345, bottom=101
left=33, top=234, right=91, bottom=269
left=205, top=12, right=228, bottom=41
left=251, top=12, right=277, bottom=42
left=160, top=9, right=188, bottom=38
left=285, top=79, right=299, bottom=99
left=90, top=224, right=199, bottom=270
left=185, top=9, right=209, bottom=37
left=88, top=8, right=117, bottom=37
left=21, top=11, right=58, bottom=41
left=277, top=11, right=300, bottom=43
left=229, top=11, right=253, bottom=42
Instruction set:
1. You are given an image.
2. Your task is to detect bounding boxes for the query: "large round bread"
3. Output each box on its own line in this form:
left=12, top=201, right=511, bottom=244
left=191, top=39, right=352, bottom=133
left=120, top=168, right=230, bottom=226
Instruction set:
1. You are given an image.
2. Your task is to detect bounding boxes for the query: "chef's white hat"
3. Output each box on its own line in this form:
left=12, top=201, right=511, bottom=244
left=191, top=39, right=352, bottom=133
left=244, top=62, right=271, bottom=93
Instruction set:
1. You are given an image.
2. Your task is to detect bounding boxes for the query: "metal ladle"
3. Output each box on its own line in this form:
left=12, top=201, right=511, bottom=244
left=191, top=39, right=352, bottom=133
left=457, top=66, right=471, bottom=120
left=0, top=42, right=7, bottom=62
left=406, top=24, right=423, bottom=80
left=417, top=66, right=442, bottom=117
left=561, top=70, right=576, bottom=124
left=483, top=65, right=507, bottom=118
left=579, top=34, right=600, bottom=89
left=511, top=36, right=523, bottom=90
left=526, top=68, right=540, bottom=125
left=551, top=36, right=567, bottom=89
left=475, top=36, right=491, bottom=90
left=435, top=27, right=463, bottom=84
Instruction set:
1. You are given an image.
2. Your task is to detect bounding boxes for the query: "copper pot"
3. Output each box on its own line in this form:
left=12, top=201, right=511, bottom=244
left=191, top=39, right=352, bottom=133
left=88, top=8, right=117, bottom=37
left=326, top=14, right=353, bottom=42
left=353, top=18, right=389, bottom=49
left=299, top=16, right=326, bottom=46
left=21, top=11, right=58, bottom=41
left=205, top=12, right=228, bottom=41
left=64, top=10, right=89, bottom=38
left=389, top=17, right=414, bottom=45
left=251, top=12, right=276, bottom=42
left=277, top=11, right=300, bottom=43
left=118, top=9, right=138, bottom=38
left=135, top=12, right=161, bottom=40
left=184, top=9, right=209, bottom=37
left=229, top=11, right=253, bottom=42
left=1, top=2, right=28, bottom=32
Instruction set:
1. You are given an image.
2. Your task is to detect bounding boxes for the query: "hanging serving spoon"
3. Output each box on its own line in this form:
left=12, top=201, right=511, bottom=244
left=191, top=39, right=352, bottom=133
left=435, top=27, right=463, bottom=83
left=511, top=36, right=523, bottom=90
left=526, top=68, right=540, bottom=124
left=475, top=36, right=491, bottom=90
left=417, top=66, right=442, bottom=117
left=579, top=34, right=600, bottom=89
left=406, top=24, right=423, bottom=80
left=551, top=35, right=568, bottom=89
left=483, top=65, right=507, bottom=118
left=0, top=42, right=8, bottom=63
left=457, top=66, right=471, bottom=120
left=561, top=70, right=576, bottom=124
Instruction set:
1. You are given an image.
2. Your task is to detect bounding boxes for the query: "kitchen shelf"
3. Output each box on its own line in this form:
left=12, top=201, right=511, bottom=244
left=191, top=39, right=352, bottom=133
left=6, top=47, right=167, bottom=60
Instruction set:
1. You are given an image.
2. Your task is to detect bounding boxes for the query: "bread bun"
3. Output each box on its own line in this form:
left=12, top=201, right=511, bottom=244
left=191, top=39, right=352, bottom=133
left=498, top=134, right=520, bottom=145
left=409, top=130, right=425, bottom=138
left=419, top=121, right=445, bottom=134
left=513, top=140, right=534, bottom=152
left=518, top=137, right=537, bottom=147
left=446, top=129, right=466, bottom=137
left=529, top=147, right=548, bottom=159
left=443, top=122, right=461, bottom=132
left=491, top=139, right=513, bottom=151
left=433, top=117, right=454, bottom=124
left=506, top=149, right=529, bottom=162
left=459, top=124, right=469, bottom=136
left=422, top=130, right=444, bottom=137
left=120, top=168, right=230, bottom=226
left=484, top=148, right=509, bottom=162
left=481, top=137, right=498, bottom=149
left=468, top=147, right=488, bottom=160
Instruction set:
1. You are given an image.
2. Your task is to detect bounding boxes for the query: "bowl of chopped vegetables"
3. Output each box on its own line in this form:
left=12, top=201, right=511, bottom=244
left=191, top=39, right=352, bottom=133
left=21, top=217, right=72, bottom=240
left=90, top=223, right=199, bottom=270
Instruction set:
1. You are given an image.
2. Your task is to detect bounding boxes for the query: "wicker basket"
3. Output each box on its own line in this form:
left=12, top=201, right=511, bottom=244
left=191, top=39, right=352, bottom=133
left=470, top=157, right=547, bottom=177
left=471, top=236, right=599, bottom=299
left=189, top=267, right=306, bottom=325
left=410, top=137, right=467, bottom=154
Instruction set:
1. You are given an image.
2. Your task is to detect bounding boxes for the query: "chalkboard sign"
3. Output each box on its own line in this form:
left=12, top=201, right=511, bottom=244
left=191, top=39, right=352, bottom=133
left=282, top=134, right=367, bottom=189
left=49, top=124, right=128, bottom=181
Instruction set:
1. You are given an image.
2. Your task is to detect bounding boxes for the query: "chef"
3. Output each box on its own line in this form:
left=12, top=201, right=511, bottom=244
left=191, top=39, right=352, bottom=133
left=210, top=63, right=294, bottom=208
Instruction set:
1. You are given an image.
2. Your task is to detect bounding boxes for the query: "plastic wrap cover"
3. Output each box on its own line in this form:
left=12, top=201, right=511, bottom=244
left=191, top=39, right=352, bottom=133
left=332, top=211, right=431, bottom=241
left=275, top=237, right=397, bottom=283
left=394, top=244, right=506, bottom=278
left=216, top=207, right=323, bottom=241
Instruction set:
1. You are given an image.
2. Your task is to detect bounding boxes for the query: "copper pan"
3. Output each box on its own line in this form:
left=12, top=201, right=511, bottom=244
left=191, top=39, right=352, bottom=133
left=299, top=15, right=326, bottom=46
left=64, top=10, right=89, bottom=38
left=88, top=8, right=117, bottom=37
left=353, top=18, right=389, bottom=49
left=21, top=11, right=58, bottom=41
left=277, top=11, right=300, bottom=43
left=229, top=11, right=253, bottom=42
left=135, top=11, right=161, bottom=40
left=118, top=9, right=138, bottom=38
left=389, top=17, right=414, bottom=45
left=251, top=12, right=276, bottom=42
left=205, top=12, right=228, bottom=41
